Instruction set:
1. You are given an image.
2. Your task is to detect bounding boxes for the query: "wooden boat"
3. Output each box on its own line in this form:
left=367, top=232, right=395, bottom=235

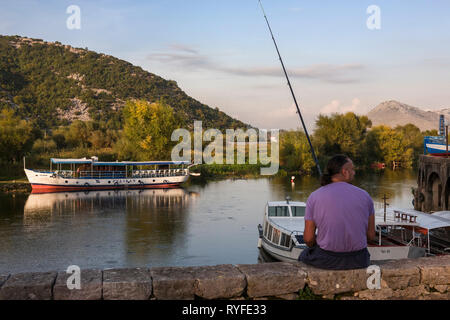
left=257, top=198, right=427, bottom=263
left=24, top=156, right=194, bottom=193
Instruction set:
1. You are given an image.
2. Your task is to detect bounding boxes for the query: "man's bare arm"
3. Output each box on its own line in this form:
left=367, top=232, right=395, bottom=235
left=367, top=214, right=375, bottom=241
left=303, top=220, right=317, bottom=247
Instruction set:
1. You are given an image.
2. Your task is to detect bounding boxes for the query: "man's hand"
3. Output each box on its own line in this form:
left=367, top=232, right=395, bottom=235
left=303, top=220, right=317, bottom=247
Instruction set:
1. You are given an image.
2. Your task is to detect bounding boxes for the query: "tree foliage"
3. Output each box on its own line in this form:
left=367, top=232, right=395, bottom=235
left=116, top=100, right=181, bottom=160
left=279, top=130, right=316, bottom=173
left=313, top=112, right=372, bottom=164
left=0, top=107, right=34, bottom=162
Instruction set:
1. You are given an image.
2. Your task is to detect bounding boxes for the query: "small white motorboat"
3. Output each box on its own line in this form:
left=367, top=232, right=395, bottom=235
left=257, top=198, right=427, bottom=263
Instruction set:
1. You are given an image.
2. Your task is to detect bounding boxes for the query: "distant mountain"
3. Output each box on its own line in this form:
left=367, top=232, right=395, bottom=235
left=0, top=35, right=248, bottom=130
left=367, top=100, right=448, bottom=132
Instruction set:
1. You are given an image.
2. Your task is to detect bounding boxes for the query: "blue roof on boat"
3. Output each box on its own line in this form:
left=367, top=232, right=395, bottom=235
left=50, top=158, right=190, bottom=166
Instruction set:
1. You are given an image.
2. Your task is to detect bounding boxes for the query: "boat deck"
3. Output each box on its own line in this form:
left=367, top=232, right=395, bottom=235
left=269, top=217, right=305, bottom=234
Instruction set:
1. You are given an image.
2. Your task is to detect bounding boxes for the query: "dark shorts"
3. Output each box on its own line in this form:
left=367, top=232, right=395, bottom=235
left=298, top=245, right=370, bottom=270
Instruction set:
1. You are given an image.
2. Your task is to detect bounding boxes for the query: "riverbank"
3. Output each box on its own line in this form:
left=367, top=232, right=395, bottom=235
left=0, top=255, right=448, bottom=300
left=0, top=181, right=31, bottom=193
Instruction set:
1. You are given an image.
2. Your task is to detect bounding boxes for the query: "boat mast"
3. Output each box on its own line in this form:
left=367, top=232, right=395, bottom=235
left=258, top=0, right=322, bottom=176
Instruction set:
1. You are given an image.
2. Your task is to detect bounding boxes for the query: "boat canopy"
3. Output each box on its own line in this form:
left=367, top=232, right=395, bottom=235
left=51, top=158, right=92, bottom=164
left=376, top=207, right=450, bottom=230
left=432, top=211, right=450, bottom=220
left=267, top=201, right=306, bottom=207
left=50, top=158, right=190, bottom=166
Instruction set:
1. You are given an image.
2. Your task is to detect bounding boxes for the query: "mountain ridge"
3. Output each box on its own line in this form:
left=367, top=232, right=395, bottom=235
left=0, top=35, right=248, bottom=130
left=367, top=100, right=448, bottom=131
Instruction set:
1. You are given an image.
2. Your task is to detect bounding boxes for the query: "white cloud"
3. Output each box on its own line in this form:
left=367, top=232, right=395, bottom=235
left=320, top=98, right=361, bottom=115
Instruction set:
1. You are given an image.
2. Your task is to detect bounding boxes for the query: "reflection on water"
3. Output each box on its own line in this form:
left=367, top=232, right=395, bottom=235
left=0, top=169, right=418, bottom=273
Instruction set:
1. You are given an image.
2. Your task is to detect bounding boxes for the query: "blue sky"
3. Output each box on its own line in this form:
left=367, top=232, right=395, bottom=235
left=1, top=0, right=450, bottom=130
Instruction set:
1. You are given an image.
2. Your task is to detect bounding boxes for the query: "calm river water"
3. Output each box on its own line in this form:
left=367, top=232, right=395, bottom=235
left=0, top=169, right=418, bottom=273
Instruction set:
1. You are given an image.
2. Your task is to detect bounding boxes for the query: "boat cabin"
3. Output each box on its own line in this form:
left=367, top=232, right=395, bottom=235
left=262, top=200, right=307, bottom=250
left=49, top=157, right=190, bottom=180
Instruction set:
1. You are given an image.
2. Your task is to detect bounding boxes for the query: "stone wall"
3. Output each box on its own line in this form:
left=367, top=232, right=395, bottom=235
left=415, top=155, right=450, bottom=212
left=0, top=255, right=448, bottom=300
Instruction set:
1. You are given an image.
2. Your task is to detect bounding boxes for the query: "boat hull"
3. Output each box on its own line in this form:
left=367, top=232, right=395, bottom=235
left=25, top=169, right=189, bottom=194
left=259, top=234, right=304, bottom=262
left=259, top=233, right=426, bottom=263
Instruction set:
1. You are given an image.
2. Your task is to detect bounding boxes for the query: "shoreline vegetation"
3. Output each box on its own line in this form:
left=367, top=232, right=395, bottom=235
left=1, top=100, right=435, bottom=193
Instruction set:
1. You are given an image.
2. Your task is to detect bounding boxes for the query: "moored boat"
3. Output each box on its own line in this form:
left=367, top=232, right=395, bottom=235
left=24, top=156, right=194, bottom=193
left=257, top=198, right=428, bottom=263
left=424, top=136, right=450, bottom=156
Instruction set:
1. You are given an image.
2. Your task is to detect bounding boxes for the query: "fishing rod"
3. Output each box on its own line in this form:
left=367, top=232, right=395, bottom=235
left=258, top=0, right=322, bottom=176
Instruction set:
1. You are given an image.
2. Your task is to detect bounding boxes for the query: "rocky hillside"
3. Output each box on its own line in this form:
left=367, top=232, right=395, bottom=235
left=367, top=100, right=448, bottom=132
left=0, top=35, right=248, bottom=130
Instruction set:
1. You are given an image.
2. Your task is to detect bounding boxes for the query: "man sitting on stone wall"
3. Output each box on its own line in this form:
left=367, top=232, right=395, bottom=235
left=299, top=154, right=376, bottom=270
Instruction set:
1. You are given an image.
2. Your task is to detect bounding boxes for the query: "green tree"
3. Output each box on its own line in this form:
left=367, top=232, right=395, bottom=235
left=116, top=100, right=181, bottom=160
left=280, top=130, right=316, bottom=173
left=366, top=125, right=414, bottom=168
left=313, top=112, right=372, bottom=164
left=0, top=107, right=34, bottom=162
left=64, top=120, right=91, bottom=148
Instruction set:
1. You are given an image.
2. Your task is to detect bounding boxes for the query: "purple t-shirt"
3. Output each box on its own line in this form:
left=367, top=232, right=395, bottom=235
left=305, top=182, right=374, bottom=252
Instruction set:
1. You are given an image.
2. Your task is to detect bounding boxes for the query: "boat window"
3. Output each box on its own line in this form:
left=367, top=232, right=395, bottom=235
left=272, top=228, right=280, bottom=244
left=280, top=233, right=291, bottom=247
left=291, top=206, right=306, bottom=217
left=268, top=206, right=289, bottom=217
left=268, top=225, right=273, bottom=240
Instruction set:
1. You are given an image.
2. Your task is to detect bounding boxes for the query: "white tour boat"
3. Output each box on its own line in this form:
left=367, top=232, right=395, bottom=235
left=24, top=156, right=195, bottom=193
left=257, top=198, right=428, bottom=263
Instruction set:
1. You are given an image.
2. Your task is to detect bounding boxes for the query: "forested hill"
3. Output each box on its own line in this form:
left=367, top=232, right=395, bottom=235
left=0, top=35, right=247, bottom=130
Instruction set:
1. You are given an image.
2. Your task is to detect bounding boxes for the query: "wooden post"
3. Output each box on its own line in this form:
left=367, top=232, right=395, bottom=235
left=383, top=194, right=389, bottom=222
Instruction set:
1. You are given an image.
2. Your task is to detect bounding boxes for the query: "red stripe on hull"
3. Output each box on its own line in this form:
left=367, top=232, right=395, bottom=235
left=31, top=183, right=181, bottom=194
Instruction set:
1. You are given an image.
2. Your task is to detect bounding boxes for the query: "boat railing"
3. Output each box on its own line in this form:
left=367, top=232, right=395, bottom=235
left=78, top=171, right=127, bottom=179
left=131, top=169, right=188, bottom=178
left=53, top=169, right=188, bottom=179
left=424, top=136, right=445, bottom=144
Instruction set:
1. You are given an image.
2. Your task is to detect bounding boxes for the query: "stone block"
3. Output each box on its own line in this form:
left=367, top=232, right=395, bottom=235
left=432, top=284, right=448, bottom=293
left=0, top=271, right=57, bottom=300
left=274, top=293, right=299, bottom=300
left=419, top=292, right=450, bottom=300
left=356, top=288, right=394, bottom=300
left=236, top=262, right=306, bottom=298
left=191, top=264, right=246, bottom=299
left=0, top=275, right=9, bottom=288
left=150, top=266, right=197, bottom=300
left=103, top=268, right=151, bottom=300
left=53, top=269, right=102, bottom=300
left=391, top=285, right=430, bottom=300
left=298, top=262, right=368, bottom=295
left=379, top=259, right=421, bottom=290
left=415, top=255, right=450, bottom=286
